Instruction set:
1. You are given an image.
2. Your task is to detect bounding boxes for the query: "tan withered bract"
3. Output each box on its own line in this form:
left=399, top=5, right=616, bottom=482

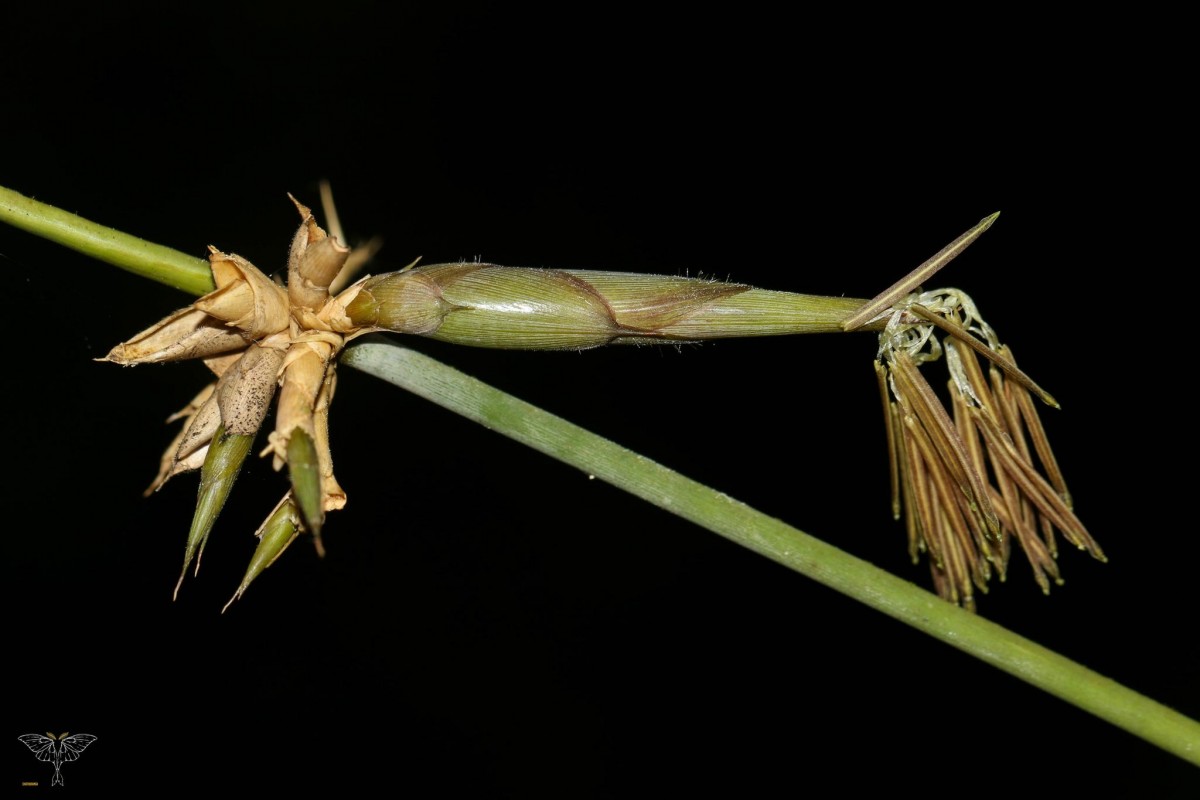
left=105, top=196, right=364, bottom=605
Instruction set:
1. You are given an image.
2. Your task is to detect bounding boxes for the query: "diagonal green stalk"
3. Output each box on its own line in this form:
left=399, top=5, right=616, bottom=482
left=4, top=184, right=1198, bottom=766
left=0, top=185, right=215, bottom=295
left=341, top=339, right=1200, bottom=765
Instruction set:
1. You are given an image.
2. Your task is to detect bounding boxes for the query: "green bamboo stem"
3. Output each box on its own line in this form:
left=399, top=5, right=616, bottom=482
left=4, top=183, right=1198, bottom=766
left=343, top=339, right=1199, bottom=765
left=0, top=185, right=214, bottom=295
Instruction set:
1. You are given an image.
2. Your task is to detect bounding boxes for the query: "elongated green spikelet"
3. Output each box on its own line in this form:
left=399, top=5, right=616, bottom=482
left=345, top=264, right=871, bottom=349
left=224, top=494, right=300, bottom=612
left=176, top=425, right=253, bottom=599
left=287, top=428, right=324, bottom=538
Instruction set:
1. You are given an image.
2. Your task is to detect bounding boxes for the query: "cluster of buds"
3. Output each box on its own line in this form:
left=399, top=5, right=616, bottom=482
left=105, top=197, right=366, bottom=607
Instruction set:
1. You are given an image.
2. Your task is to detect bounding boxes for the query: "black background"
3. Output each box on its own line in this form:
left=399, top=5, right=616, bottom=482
left=5, top=4, right=1195, bottom=796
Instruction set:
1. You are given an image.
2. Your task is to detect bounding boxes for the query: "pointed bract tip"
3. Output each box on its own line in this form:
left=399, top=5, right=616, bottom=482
left=288, top=192, right=312, bottom=221
left=97, top=347, right=128, bottom=365
left=221, top=590, right=242, bottom=614
left=230, top=493, right=300, bottom=608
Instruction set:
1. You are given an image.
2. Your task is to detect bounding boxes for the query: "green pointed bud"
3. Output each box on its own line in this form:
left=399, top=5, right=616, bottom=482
left=287, top=427, right=324, bottom=538
left=174, top=425, right=253, bottom=600
left=345, top=263, right=869, bottom=350
left=223, top=494, right=299, bottom=612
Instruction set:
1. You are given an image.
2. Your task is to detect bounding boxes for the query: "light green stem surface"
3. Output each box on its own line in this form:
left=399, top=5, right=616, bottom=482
left=0, top=185, right=215, bottom=295
left=4, top=183, right=1198, bottom=766
left=343, top=339, right=1199, bottom=765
